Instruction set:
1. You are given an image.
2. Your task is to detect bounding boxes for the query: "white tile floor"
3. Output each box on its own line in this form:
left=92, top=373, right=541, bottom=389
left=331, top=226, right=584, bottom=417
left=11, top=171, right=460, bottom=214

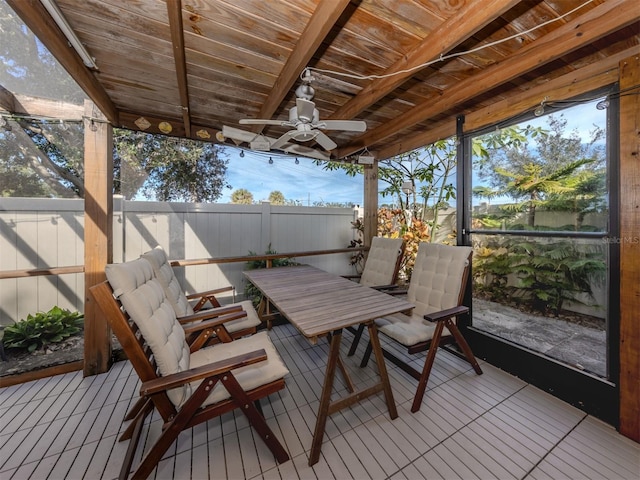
left=1, top=323, right=638, bottom=480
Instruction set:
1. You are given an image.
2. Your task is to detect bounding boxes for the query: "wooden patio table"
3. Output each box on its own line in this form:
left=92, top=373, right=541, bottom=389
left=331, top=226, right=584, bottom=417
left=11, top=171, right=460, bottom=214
left=244, top=264, right=414, bottom=466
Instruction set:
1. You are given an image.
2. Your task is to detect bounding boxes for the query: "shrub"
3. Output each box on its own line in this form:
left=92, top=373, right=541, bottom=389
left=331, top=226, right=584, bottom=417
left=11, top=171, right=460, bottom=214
left=3, top=306, right=84, bottom=353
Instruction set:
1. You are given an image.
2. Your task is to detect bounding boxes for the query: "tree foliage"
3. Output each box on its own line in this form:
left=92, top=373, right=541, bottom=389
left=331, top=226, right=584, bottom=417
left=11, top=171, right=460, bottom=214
left=0, top=119, right=84, bottom=198
left=473, top=115, right=606, bottom=229
left=231, top=188, right=254, bottom=204
left=113, top=129, right=229, bottom=202
left=0, top=2, right=85, bottom=103
left=268, top=190, right=285, bottom=205
left=1, top=121, right=231, bottom=201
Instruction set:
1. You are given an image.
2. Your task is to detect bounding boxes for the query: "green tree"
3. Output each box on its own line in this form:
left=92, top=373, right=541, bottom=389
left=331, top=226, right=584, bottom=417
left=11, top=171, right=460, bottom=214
left=1, top=123, right=230, bottom=201
left=319, top=131, right=527, bottom=242
left=488, top=159, right=594, bottom=228
left=0, top=2, right=85, bottom=103
left=231, top=188, right=254, bottom=204
left=474, top=115, right=606, bottom=229
left=0, top=118, right=84, bottom=198
left=113, top=129, right=229, bottom=202
left=268, top=190, right=285, bottom=205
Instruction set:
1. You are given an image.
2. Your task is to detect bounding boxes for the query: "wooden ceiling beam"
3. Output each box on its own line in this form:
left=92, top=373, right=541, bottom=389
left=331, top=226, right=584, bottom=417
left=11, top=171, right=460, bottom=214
left=377, top=44, right=638, bottom=161
left=167, top=0, right=191, bottom=137
left=337, top=0, right=638, bottom=159
left=5, top=0, right=118, bottom=124
left=329, top=0, right=520, bottom=121
left=251, top=0, right=352, bottom=133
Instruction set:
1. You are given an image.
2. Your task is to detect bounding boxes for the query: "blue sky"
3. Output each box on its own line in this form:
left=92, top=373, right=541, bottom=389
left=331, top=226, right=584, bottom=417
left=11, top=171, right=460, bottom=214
left=218, top=149, right=365, bottom=206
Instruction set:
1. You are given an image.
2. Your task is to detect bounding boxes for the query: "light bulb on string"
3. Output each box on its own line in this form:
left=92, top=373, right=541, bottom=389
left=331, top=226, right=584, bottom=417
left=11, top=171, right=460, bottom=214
left=269, top=157, right=273, bottom=164
left=295, top=157, right=299, bottom=164
left=239, top=150, right=245, bottom=158
left=534, top=96, right=548, bottom=117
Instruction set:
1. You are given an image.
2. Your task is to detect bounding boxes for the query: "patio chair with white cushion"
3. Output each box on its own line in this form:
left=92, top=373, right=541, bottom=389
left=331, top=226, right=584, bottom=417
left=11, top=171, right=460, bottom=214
left=141, top=245, right=261, bottom=339
left=90, top=258, right=289, bottom=479
left=346, top=236, right=405, bottom=356
left=360, top=242, right=483, bottom=412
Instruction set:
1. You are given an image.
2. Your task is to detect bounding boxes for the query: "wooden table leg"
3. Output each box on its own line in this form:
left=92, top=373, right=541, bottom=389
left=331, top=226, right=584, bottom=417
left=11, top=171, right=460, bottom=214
left=326, top=332, right=355, bottom=393
left=309, top=329, right=342, bottom=466
left=367, top=322, right=398, bottom=420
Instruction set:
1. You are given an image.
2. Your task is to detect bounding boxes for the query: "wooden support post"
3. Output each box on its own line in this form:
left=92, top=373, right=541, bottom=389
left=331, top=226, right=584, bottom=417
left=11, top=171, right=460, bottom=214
left=83, top=100, right=113, bottom=376
left=363, top=161, right=378, bottom=248
left=618, top=54, right=640, bottom=442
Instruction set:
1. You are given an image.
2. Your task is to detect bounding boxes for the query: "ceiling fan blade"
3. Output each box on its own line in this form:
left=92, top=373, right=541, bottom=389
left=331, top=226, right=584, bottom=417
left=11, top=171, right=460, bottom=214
left=296, top=98, right=316, bottom=123
left=319, top=120, right=367, bottom=132
left=271, top=130, right=296, bottom=150
left=283, top=143, right=331, bottom=161
left=239, top=118, right=286, bottom=126
left=314, top=131, right=337, bottom=151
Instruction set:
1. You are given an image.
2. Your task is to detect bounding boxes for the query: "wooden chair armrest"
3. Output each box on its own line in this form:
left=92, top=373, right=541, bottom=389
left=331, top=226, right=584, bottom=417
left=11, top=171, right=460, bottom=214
left=424, top=305, right=469, bottom=323
left=177, top=305, right=243, bottom=324
left=182, top=310, right=247, bottom=336
left=342, top=274, right=361, bottom=280
left=140, top=348, right=267, bottom=396
left=371, top=284, right=399, bottom=291
left=385, top=287, right=409, bottom=296
left=185, top=286, right=234, bottom=300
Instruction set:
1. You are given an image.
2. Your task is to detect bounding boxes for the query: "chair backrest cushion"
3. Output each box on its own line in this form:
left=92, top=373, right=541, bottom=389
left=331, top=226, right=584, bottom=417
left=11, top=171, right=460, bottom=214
left=141, top=245, right=195, bottom=317
left=105, top=258, right=192, bottom=406
left=407, top=243, right=472, bottom=317
left=359, top=237, right=404, bottom=287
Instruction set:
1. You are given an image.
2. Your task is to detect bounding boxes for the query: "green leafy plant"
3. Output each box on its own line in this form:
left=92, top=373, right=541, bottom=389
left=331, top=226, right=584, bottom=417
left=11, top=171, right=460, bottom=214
left=472, top=238, right=516, bottom=302
left=510, top=240, right=606, bottom=315
left=3, top=306, right=84, bottom=353
left=244, top=245, right=298, bottom=306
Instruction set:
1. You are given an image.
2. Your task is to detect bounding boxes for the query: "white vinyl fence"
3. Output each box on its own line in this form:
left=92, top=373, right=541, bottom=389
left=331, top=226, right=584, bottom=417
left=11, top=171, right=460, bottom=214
left=0, top=197, right=358, bottom=325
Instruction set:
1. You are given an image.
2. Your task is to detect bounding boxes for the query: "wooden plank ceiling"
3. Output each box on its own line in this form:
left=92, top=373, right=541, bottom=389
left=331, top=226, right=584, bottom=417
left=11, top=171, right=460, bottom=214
left=6, top=0, right=640, bottom=161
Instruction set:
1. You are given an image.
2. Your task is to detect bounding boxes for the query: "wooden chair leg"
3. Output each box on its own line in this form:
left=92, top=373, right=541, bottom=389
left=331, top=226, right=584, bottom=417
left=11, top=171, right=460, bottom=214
left=347, top=324, right=366, bottom=356
left=221, top=374, right=289, bottom=463
left=123, top=397, right=146, bottom=422
left=411, top=321, right=445, bottom=413
left=445, top=319, right=483, bottom=375
left=119, top=405, right=148, bottom=480
left=133, top=378, right=221, bottom=479
left=120, top=399, right=153, bottom=441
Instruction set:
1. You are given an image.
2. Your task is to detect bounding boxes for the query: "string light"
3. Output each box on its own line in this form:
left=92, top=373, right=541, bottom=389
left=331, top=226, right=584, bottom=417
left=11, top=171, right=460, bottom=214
left=268, top=157, right=273, bottom=164
left=295, top=157, right=299, bottom=164
left=534, top=97, right=547, bottom=117
left=239, top=150, right=245, bottom=158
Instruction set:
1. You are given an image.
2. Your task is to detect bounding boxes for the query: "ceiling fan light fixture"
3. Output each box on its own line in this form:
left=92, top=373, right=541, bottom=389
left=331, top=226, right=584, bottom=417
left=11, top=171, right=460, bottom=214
left=295, top=83, right=315, bottom=101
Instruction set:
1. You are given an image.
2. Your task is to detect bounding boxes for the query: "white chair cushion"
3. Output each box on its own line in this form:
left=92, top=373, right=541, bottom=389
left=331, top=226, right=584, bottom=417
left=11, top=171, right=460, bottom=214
left=376, top=312, right=452, bottom=347
left=190, top=331, right=289, bottom=407
left=375, top=243, right=470, bottom=347
left=141, top=246, right=195, bottom=317
left=224, top=300, right=262, bottom=333
left=105, top=258, right=192, bottom=406
left=142, top=246, right=260, bottom=334
left=359, top=237, right=403, bottom=287
left=407, top=243, right=472, bottom=317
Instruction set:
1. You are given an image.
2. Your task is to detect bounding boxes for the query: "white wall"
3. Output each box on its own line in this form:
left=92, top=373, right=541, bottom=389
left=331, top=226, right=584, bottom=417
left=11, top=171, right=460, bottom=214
left=0, top=197, right=358, bottom=325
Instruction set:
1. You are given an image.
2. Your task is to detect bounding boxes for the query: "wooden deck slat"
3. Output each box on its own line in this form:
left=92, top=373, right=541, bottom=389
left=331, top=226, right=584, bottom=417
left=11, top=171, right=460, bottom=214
left=1, top=322, right=638, bottom=479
